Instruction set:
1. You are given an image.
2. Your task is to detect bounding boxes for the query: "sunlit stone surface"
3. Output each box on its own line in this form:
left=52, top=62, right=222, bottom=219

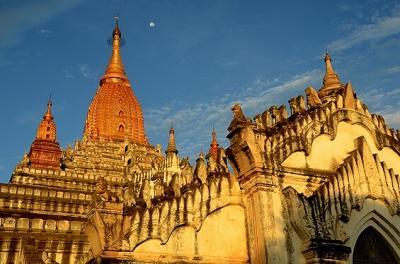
left=0, top=20, right=399, bottom=264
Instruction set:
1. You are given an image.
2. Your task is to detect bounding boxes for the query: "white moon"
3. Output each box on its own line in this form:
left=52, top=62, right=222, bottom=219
left=149, top=22, right=155, bottom=28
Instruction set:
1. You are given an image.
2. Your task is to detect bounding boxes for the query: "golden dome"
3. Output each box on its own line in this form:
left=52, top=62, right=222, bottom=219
left=84, top=19, right=148, bottom=145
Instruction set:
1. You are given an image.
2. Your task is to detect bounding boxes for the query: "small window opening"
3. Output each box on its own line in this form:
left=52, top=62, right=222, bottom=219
left=127, top=159, right=132, bottom=165
left=119, top=111, right=123, bottom=117
left=46, top=127, right=50, bottom=131
left=119, top=125, right=124, bottom=133
left=46, top=134, right=50, bottom=139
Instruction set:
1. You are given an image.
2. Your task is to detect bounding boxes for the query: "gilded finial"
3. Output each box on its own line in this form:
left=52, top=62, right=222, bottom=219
left=324, top=52, right=331, bottom=62
left=101, top=17, right=127, bottom=83
left=47, top=94, right=52, bottom=108
left=199, top=148, right=204, bottom=159
left=44, top=96, right=53, bottom=121
left=113, top=15, right=121, bottom=38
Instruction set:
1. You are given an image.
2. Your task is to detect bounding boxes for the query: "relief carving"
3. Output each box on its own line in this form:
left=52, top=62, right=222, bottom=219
left=180, top=157, right=193, bottom=185
left=194, top=153, right=207, bottom=184
left=289, top=95, right=306, bottom=115
left=95, top=177, right=119, bottom=202
left=231, top=103, right=251, bottom=122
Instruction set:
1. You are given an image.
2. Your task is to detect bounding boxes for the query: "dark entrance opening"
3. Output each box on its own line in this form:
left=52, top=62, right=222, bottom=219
left=353, top=226, right=398, bottom=264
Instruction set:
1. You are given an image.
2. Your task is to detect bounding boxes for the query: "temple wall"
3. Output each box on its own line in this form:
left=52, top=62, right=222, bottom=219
left=132, top=205, right=248, bottom=263
left=287, top=228, right=306, bottom=264
left=283, top=134, right=400, bottom=263
left=0, top=231, right=90, bottom=264
left=282, top=122, right=400, bottom=175
left=245, top=187, right=291, bottom=264
left=0, top=171, right=92, bottom=264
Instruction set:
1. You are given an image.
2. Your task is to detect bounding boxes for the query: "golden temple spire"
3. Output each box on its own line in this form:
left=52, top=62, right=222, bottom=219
left=101, top=16, right=127, bottom=83
left=36, top=98, right=56, bottom=141
left=84, top=18, right=148, bottom=145
left=29, top=98, right=61, bottom=169
left=166, top=122, right=178, bottom=154
left=44, top=96, right=53, bottom=121
left=321, top=52, right=342, bottom=91
left=208, top=126, right=219, bottom=157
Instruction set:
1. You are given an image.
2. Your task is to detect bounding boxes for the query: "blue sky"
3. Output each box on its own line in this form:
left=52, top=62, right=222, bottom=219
left=0, top=0, right=399, bottom=182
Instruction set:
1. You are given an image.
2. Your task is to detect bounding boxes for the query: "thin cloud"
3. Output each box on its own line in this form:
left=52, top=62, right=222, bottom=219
left=0, top=0, right=85, bottom=48
left=145, top=67, right=399, bottom=161
left=360, top=88, right=400, bottom=106
left=379, top=108, right=400, bottom=129
left=338, top=4, right=351, bottom=11
left=327, top=8, right=400, bottom=51
left=218, top=60, right=238, bottom=69
left=0, top=160, right=6, bottom=171
left=16, top=110, right=41, bottom=125
left=385, top=66, right=400, bottom=74
left=359, top=87, right=400, bottom=129
left=63, top=64, right=92, bottom=79
left=144, top=69, right=322, bottom=159
left=63, top=69, right=75, bottom=79
left=37, top=28, right=52, bottom=34
left=78, top=64, right=91, bottom=79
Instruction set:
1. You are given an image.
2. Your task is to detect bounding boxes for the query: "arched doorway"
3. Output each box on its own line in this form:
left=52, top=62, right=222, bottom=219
left=353, top=226, right=398, bottom=264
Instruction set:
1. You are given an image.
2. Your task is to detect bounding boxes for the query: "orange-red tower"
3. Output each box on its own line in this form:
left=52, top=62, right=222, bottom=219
left=28, top=98, right=61, bottom=169
left=208, top=126, right=219, bottom=158
left=84, top=18, right=148, bottom=145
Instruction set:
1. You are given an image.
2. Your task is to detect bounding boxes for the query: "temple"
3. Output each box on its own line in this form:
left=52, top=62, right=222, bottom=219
left=0, top=20, right=399, bottom=264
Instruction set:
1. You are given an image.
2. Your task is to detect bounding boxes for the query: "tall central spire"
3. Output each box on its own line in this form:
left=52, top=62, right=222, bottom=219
left=84, top=18, right=148, bottom=145
left=101, top=16, right=127, bottom=83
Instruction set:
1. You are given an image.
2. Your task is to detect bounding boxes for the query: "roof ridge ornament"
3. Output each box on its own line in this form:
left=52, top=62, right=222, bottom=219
left=44, top=95, right=54, bottom=121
